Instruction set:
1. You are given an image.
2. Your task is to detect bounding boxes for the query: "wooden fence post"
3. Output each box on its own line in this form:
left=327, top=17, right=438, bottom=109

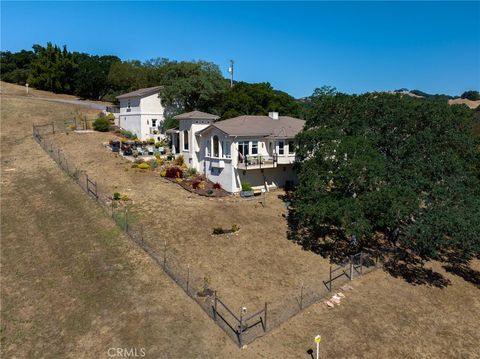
left=124, top=207, right=128, bottom=232
left=329, top=266, right=332, bottom=291
left=360, top=252, right=363, bottom=274
left=51, top=122, right=55, bottom=134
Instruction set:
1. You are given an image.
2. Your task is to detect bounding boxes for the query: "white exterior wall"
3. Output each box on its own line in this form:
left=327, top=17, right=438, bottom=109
left=118, top=93, right=165, bottom=141
left=178, top=119, right=214, bottom=168
left=236, top=165, right=297, bottom=192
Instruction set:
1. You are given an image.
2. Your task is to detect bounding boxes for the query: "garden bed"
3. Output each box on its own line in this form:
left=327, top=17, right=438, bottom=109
left=168, top=176, right=230, bottom=197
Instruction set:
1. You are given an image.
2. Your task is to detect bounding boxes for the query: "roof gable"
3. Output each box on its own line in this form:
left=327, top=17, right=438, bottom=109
left=173, top=110, right=220, bottom=120
left=116, top=86, right=163, bottom=99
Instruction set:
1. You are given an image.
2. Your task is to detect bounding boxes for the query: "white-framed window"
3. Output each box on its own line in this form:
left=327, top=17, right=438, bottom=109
left=183, top=130, right=189, bottom=150
left=288, top=140, right=295, bottom=154
left=152, top=119, right=157, bottom=127
left=222, top=140, right=231, bottom=158
left=212, top=135, right=220, bottom=157
left=238, top=141, right=249, bottom=156
left=251, top=141, right=258, bottom=155
left=278, top=140, right=284, bottom=155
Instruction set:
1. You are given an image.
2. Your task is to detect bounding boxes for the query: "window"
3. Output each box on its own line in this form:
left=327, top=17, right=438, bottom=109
left=183, top=130, right=189, bottom=150
left=238, top=141, right=249, bottom=162
left=251, top=141, right=258, bottom=155
left=152, top=119, right=157, bottom=127
left=213, top=135, right=220, bottom=157
left=278, top=141, right=284, bottom=155
left=222, top=141, right=231, bottom=158
left=288, top=140, right=295, bottom=154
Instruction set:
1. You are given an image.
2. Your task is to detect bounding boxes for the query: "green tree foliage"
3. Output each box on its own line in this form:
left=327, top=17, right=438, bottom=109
left=461, top=90, right=480, bottom=101
left=27, top=43, right=78, bottom=93
left=73, top=53, right=120, bottom=99
left=0, top=50, right=35, bottom=84
left=93, top=117, right=111, bottom=132
left=216, top=82, right=302, bottom=119
left=294, top=92, right=480, bottom=261
left=158, top=61, right=229, bottom=116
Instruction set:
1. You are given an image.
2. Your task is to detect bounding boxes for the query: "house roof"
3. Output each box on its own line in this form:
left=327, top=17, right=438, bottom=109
left=116, top=86, right=163, bottom=99
left=173, top=110, right=220, bottom=121
left=199, top=115, right=305, bottom=138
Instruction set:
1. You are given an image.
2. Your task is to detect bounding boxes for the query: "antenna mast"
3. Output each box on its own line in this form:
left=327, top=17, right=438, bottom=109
left=229, top=59, right=234, bottom=88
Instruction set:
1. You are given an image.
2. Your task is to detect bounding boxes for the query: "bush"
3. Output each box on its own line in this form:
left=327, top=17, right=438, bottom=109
left=192, top=179, right=202, bottom=189
left=134, top=158, right=145, bottom=164
left=231, top=224, right=240, bottom=232
left=186, top=167, right=197, bottom=177
left=149, top=159, right=158, bottom=169
left=93, top=117, right=110, bottom=132
left=241, top=181, right=252, bottom=191
left=461, top=90, right=480, bottom=101
left=121, top=130, right=136, bottom=139
left=212, top=227, right=224, bottom=235
left=121, top=195, right=129, bottom=201
left=137, top=163, right=150, bottom=170
left=148, top=138, right=155, bottom=145
left=166, top=166, right=183, bottom=178
left=207, top=189, right=214, bottom=195
left=175, top=155, right=185, bottom=166
left=160, top=170, right=166, bottom=177
left=167, top=154, right=174, bottom=161
left=213, top=182, right=222, bottom=190
left=113, top=192, right=121, bottom=200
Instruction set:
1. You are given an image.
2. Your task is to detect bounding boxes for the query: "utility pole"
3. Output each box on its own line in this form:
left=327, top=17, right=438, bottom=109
left=228, top=60, right=234, bottom=88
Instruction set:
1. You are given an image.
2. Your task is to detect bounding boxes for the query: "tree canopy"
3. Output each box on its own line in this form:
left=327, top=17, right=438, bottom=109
left=293, top=90, right=480, bottom=262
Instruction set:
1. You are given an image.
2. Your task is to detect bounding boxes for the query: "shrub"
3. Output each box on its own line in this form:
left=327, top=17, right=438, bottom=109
left=241, top=181, right=252, bottom=191
left=192, top=179, right=201, bottom=189
left=113, top=192, right=121, bottom=200
left=134, top=158, right=145, bottom=164
left=160, top=170, right=166, bottom=177
left=166, top=166, right=183, bottom=178
left=148, top=138, right=155, bottom=145
left=213, top=182, right=222, bottom=190
left=121, top=195, right=129, bottom=201
left=167, top=154, right=174, bottom=161
left=175, top=155, right=185, bottom=166
left=212, top=227, right=224, bottom=235
left=93, top=117, right=110, bottom=132
left=186, top=167, right=197, bottom=177
left=461, top=90, right=480, bottom=101
left=121, top=130, right=136, bottom=139
left=207, top=189, right=214, bottom=195
left=137, top=163, right=150, bottom=170
left=231, top=224, right=240, bottom=232
left=149, top=159, right=158, bottom=169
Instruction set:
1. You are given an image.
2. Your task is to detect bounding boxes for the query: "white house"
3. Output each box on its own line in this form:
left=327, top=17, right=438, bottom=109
left=116, top=86, right=165, bottom=141
left=169, top=111, right=305, bottom=193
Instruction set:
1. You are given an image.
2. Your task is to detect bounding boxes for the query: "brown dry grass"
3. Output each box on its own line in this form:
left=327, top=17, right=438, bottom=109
left=1, top=90, right=480, bottom=358
left=448, top=98, right=480, bottom=109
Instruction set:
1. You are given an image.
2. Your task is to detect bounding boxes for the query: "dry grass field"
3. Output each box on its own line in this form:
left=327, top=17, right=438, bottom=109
left=1, top=83, right=480, bottom=358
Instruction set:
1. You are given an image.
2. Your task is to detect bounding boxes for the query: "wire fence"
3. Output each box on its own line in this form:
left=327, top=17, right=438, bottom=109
left=33, top=122, right=382, bottom=347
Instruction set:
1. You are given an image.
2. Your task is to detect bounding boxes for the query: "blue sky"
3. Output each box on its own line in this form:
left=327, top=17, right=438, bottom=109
left=1, top=1, right=479, bottom=98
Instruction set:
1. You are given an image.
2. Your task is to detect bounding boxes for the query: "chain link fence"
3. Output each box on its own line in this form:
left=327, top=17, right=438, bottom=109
left=33, top=122, right=382, bottom=347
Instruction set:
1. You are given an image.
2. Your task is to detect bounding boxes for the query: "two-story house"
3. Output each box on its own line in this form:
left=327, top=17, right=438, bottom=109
left=169, top=111, right=305, bottom=193
left=116, top=86, right=165, bottom=141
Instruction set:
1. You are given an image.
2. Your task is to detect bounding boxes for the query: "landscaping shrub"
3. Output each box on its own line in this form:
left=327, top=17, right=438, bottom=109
left=148, top=138, right=155, bottom=145
left=121, top=129, right=136, bottom=139
left=231, top=224, right=240, bottom=232
left=93, top=117, right=110, bottom=132
left=186, top=167, right=197, bottom=177
left=192, top=179, right=202, bottom=189
left=166, top=154, right=174, bottom=161
left=113, top=192, right=121, bottom=200
left=166, top=166, right=183, bottom=178
left=160, top=170, right=166, bottom=177
left=121, top=195, right=129, bottom=201
left=137, top=163, right=150, bottom=170
left=149, top=159, right=158, bottom=169
left=241, top=181, right=252, bottom=191
left=207, top=189, right=214, bottom=195
left=175, top=155, right=185, bottom=166
left=212, top=227, right=224, bottom=235
left=213, top=182, right=222, bottom=189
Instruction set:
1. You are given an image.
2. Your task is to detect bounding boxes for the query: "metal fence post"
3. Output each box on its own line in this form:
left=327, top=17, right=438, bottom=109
left=300, top=282, right=304, bottom=310
left=51, top=121, right=55, bottom=134
left=329, top=266, right=332, bottom=291
left=163, top=240, right=167, bottom=268
left=350, top=255, right=353, bottom=280
left=239, top=309, right=243, bottom=348
left=213, top=291, right=218, bottom=320
left=186, top=264, right=190, bottom=294
left=264, top=302, right=267, bottom=331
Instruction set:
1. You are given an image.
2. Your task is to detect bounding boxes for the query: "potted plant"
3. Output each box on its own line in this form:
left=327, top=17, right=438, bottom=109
left=240, top=181, right=254, bottom=197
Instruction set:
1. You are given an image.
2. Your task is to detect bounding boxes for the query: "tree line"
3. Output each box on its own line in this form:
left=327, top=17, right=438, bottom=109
left=0, top=43, right=302, bottom=123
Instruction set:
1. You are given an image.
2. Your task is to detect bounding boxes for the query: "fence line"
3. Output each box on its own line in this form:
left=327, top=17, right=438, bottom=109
left=32, top=122, right=382, bottom=347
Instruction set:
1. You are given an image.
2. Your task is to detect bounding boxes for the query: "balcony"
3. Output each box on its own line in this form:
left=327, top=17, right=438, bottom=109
left=237, top=154, right=277, bottom=170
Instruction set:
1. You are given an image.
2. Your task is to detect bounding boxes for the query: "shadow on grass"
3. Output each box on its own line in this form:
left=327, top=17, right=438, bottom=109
left=284, top=198, right=451, bottom=288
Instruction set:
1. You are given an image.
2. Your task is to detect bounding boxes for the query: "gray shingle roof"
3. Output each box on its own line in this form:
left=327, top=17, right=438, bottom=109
left=173, top=110, right=220, bottom=120
left=201, top=115, right=305, bottom=138
left=116, top=86, right=163, bottom=99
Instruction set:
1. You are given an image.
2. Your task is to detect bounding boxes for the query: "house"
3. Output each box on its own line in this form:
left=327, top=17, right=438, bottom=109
left=116, top=86, right=165, bottom=141
left=169, top=111, right=305, bottom=193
